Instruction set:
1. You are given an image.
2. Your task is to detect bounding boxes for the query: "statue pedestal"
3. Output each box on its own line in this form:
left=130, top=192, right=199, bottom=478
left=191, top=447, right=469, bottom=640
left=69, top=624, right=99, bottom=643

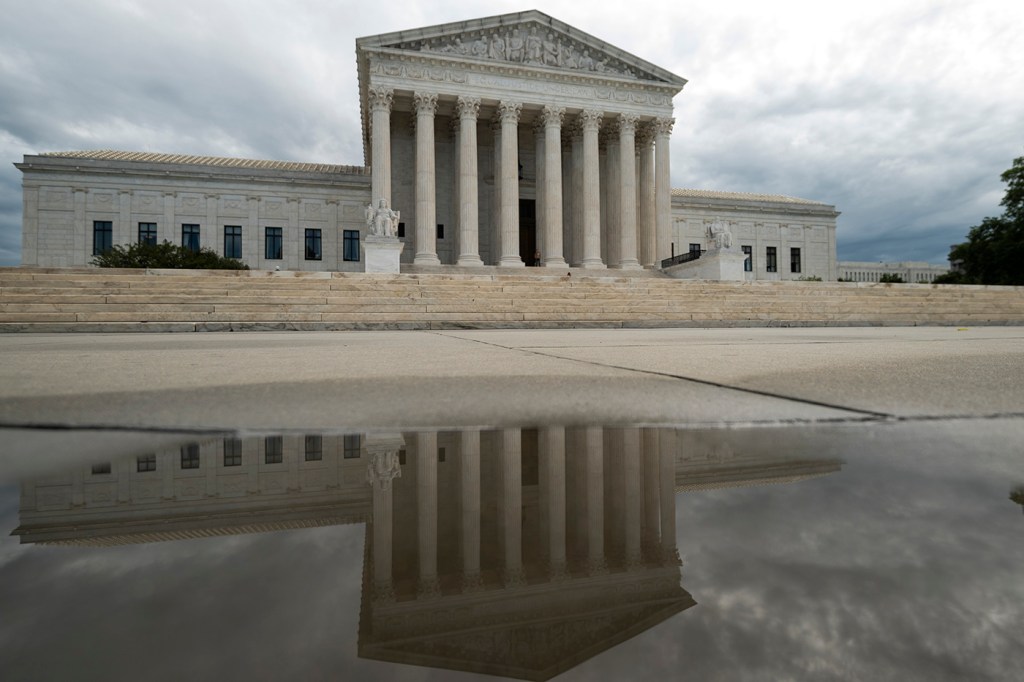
left=362, top=236, right=404, bottom=274
left=663, top=248, right=746, bottom=281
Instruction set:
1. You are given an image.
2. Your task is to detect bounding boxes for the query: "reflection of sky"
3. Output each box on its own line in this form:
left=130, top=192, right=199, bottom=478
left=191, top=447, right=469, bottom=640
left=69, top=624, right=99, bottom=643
left=1, top=421, right=1022, bottom=681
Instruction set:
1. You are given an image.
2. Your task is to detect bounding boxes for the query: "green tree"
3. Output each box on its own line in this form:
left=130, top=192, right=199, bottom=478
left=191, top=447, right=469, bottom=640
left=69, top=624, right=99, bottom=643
left=91, top=241, right=249, bottom=270
left=879, top=273, right=904, bottom=283
left=942, top=155, right=1024, bottom=285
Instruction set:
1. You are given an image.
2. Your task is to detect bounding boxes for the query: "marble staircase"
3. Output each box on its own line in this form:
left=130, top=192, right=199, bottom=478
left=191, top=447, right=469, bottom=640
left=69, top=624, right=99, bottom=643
left=1, top=268, right=1022, bottom=332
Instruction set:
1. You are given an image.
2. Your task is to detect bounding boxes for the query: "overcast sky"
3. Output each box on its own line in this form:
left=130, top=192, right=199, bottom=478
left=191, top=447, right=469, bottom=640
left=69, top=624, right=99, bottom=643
left=2, top=0, right=1022, bottom=266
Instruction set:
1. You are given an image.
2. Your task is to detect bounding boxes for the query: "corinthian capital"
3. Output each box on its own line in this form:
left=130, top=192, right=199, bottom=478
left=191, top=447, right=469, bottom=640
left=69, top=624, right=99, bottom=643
left=367, top=451, right=402, bottom=490
left=636, top=122, right=656, bottom=148
left=413, top=92, right=438, bottom=116
left=578, top=109, right=603, bottom=132
left=498, top=100, right=522, bottom=124
left=654, top=117, right=676, bottom=137
left=541, top=105, right=565, bottom=128
left=456, top=96, right=481, bottom=120
left=617, top=113, right=639, bottom=135
left=367, top=86, right=394, bottom=113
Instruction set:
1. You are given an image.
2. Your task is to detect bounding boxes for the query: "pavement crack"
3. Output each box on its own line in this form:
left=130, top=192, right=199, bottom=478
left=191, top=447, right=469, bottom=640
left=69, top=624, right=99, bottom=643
left=431, top=331, right=894, bottom=420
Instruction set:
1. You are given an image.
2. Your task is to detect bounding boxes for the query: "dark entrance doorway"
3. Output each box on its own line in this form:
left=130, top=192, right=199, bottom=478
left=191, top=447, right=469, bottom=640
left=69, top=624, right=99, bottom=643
left=519, top=199, right=537, bottom=265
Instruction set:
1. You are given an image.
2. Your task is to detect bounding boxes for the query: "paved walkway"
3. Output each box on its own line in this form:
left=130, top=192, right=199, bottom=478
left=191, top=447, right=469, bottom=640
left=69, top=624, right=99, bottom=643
left=1, top=326, right=1022, bottom=431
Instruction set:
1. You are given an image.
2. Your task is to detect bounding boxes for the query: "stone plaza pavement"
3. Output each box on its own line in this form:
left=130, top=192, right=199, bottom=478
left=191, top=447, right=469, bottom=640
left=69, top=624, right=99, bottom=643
left=1, top=326, right=1022, bottom=433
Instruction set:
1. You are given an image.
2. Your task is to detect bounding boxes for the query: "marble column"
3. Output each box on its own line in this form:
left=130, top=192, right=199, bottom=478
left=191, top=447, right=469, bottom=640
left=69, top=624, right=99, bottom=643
left=585, top=426, right=607, bottom=575
left=570, top=124, right=584, bottom=266
left=579, top=110, right=605, bottom=268
left=498, top=101, right=524, bottom=267
left=540, top=426, right=567, bottom=578
left=368, top=447, right=401, bottom=602
left=501, top=428, right=524, bottom=585
left=413, top=92, right=440, bottom=265
left=491, top=117, right=502, bottom=265
left=459, top=429, right=482, bottom=590
left=541, top=106, right=567, bottom=266
left=637, top=124, right=656, bottom=268
left=416, top=432, right=440, bottom=597
left=655, top=118, right=675, bottom=267
left=456, top=97, right=484, bottom=266
left=368, top=86, right=394, bottom=205
left=617, top=114, right=642, bottom=269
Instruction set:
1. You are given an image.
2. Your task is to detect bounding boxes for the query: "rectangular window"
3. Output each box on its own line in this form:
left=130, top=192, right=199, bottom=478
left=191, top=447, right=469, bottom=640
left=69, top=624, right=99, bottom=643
left=436, top=224, right=444, bottom=240
left=396, top=222, right=405, bottom=238
left=224, top=226, right=242, bottom=259
left=689, top=243, right=702, bottom=255
left=138, top=222, right=158, bottom=246
left=305, top=229, right=322, bottom=261
left=766, top=246, right=778, bottom=273
left=137, top=454, right=156, bottom=472
left=223, top=438, right=242, bottom=467
left=742, top=245, right=752, bottom=272
left=93, top=221, right=113, bottom=255
left=304, top=435, right=323, bottom=461
left=180, top=444, right=200, bottom=469
left=438, top=447, right=446, bottom=463
left=343, top=230, right=360, bottom=262
left=265, top=436, right=283, bottom=464
left=343, top=434, right=361, bottom=459
left=91, top=462, right=111, bottom=475
left=265, top=227, right=283, bottom=260
left=182, top=224, right=201, bottom=253
left=790, top=247, right=802, bottom=273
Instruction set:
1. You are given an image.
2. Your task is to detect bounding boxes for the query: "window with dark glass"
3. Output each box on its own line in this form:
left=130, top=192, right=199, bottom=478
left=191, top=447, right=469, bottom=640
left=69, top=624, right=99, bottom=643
left=766, top=246, right=778, bottom=273
left=790, top=247, right=802, bottom=273
left=396, top=222, right=405, bottom=238
left=343, top=434, right=361, bottom=459
left=91, top=462, right=111, bottom=475
left=265, top=227, right=283, bottom=260
left=137, top=454, right=156, bottom=472
left=304, top=435, right=323, bottom=461
left=93, top=221, right=113, bottom=255
left=305, top=228, right=322, bottom=261
left=265, top=436, right=283, bottom=464
left=742, top=245, right=752, bottom=272
left=689, top=243, right=701, bottom=255
left=436, top=224, right=444, bottom=240
left=223, top=438, right=242, bottom=467
left=438, top=447, right=446, bottom=463
left=180, top=444, right=200, bottom=469
left=343, top=230, right=360, bottom=262
left=224, top=226, right=242, bottom=259
left=182, top=224, right=201, bottom=253
left=138, top=222, right=158, bottom=246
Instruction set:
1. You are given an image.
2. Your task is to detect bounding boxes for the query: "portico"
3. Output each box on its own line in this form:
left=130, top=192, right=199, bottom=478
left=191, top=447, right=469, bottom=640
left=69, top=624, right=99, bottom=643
left=356, top=10, right=686, bottom=269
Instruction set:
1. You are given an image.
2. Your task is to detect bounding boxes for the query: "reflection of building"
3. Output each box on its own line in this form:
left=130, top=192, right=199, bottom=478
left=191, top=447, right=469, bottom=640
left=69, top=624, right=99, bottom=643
left=12, top=426, right=842, bottom=681
left=16, top=10, right=838, bottom=280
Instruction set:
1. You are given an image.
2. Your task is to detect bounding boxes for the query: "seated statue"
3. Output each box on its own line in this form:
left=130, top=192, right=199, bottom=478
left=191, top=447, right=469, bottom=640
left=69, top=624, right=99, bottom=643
left=365, top=198, right=400, bottom=238
left=707, top=219, right=734, bottom=250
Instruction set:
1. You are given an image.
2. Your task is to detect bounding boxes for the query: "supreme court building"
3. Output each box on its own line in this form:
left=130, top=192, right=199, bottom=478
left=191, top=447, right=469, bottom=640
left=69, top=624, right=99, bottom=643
left=16, top=11, right=839, bottom=280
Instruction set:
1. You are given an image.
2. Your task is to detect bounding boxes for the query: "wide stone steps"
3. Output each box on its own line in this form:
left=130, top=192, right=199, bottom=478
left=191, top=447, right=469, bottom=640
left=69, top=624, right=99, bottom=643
left=1, top=267, right=1022, bottom=331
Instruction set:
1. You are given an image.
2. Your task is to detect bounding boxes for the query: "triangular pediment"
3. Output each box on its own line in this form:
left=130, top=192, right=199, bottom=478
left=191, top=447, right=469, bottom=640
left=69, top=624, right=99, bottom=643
left=356, top=10, right=687, bottom=87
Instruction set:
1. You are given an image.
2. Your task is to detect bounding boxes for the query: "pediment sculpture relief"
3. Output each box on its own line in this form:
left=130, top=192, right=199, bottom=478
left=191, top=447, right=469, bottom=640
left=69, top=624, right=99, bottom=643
left=388, top=24, right=655, bottom=81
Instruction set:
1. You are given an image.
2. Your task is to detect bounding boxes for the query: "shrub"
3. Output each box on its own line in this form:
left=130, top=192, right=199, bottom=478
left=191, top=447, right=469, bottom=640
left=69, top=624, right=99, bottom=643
left=797, top=275, right=822, bottom=281
left=92, top=241, right=249, bottom=270
left=879, top=273, right=904, bottom=283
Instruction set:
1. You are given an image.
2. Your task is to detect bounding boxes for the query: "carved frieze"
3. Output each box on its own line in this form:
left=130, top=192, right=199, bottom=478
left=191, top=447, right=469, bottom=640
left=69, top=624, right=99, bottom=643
left=385, top=21, right=658, bottom=82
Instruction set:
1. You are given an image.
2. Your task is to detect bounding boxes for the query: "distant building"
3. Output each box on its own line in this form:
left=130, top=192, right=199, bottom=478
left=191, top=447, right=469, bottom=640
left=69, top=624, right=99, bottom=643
left=838, top=261, right=949, bottom=283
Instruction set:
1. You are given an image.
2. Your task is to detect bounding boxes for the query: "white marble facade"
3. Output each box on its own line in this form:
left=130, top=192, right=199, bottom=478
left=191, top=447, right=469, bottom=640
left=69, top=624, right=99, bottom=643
left=15, top=10, right=840, bottom=279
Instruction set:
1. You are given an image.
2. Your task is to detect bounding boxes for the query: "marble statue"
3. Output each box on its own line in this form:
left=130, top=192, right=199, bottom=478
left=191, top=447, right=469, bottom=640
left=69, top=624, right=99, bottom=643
left=708, top=219, right=734, bottom=250
left=366, top=198, right=400, bottom=238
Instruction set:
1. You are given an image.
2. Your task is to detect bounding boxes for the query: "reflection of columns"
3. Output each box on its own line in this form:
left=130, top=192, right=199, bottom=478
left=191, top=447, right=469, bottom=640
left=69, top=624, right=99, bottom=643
left=416, top=432, right=440, bottom=597
left=623, top=428, right=642, bottom=567
left=617, top=114, right=642, bottom=269
left=655, top=118, right=675, bottom=267
left=498, top=101, right=524, bottom=267
left=579, top=110, right=605, bottom=268
left=501, top=429, right=524, bottom=585
left=414, top=92, right=440, bottom=265
left=542, top=106, right=567, bottom=266
left=585, top=426, right=607, bottom=574
left=659, top=430, right=678, bottom=563
left=368, top=86, right=394, bottom=205
left=459, top=429, right=482, bottom=590
left=642, top=429, right=661, bottom=558
left=637, top=124, right=656, bottom=268
left=456, top=97, right=483, bottom=266
left=540, top=426, right=567, bottom=578
left=367, top=436, right=403, bottom=602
